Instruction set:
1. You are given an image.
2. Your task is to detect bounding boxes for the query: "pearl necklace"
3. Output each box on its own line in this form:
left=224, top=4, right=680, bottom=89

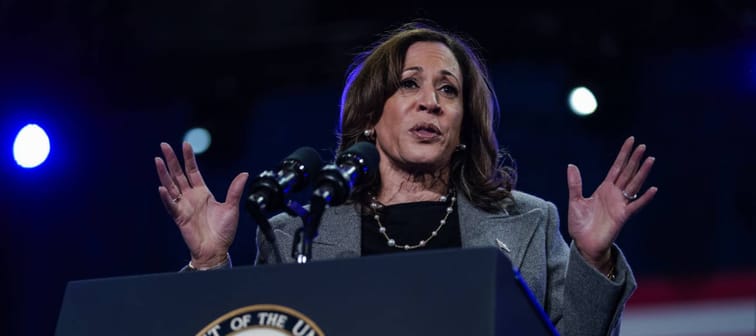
left=369, top=189, right=456, bottom=250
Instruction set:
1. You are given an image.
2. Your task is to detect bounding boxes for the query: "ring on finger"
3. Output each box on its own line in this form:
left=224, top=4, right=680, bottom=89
left=622, top=190, right=638, bottom=201
left=172, top=194, right=182, bottom=203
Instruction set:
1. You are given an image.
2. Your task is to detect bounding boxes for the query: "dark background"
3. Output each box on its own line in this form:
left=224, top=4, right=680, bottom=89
left=1, top=1, right=754, bottom=334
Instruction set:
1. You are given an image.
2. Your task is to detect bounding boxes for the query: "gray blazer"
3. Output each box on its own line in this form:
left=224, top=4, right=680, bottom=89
left=256, top=190, right=637, bottom=336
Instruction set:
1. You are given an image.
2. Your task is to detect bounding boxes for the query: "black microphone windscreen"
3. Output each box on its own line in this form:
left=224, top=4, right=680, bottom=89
left=341, top=141, right=379, bottom=173
left=285, top=146, right=323, bottom=178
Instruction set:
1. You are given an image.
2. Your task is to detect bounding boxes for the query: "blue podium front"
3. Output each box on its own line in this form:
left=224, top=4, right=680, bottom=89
left=56, top=247, right=557, bottom=335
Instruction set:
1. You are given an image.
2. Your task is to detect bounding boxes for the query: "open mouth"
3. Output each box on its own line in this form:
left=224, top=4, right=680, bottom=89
left=410, top=123, right=442, bottom=139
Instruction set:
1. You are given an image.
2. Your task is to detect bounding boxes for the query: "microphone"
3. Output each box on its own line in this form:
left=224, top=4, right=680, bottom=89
left=294, top=142, right=379, bottom=263
left=246, top=147, right=323, bottom=264
left=246, top=146, right=323, bottom=212
left=310, top=141, right=380, bottom=208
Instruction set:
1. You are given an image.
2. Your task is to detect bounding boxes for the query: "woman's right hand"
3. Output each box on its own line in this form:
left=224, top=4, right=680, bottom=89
left=155, top=142, right=249, bottom=269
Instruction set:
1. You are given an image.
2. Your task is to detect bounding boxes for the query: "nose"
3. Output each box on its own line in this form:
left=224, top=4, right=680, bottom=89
left=418, top=88, right=441, bottom=114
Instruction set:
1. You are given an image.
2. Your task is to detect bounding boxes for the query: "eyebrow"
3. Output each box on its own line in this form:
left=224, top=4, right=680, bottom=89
left=403, top=66, right=460, bottom=84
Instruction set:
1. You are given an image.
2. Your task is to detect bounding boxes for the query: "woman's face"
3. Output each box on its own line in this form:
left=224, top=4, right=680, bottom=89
left=374, top=41, right=464, bottom=173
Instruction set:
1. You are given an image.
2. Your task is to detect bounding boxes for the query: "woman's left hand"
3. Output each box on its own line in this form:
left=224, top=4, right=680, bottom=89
left=566, top=136, right=658, bottom=273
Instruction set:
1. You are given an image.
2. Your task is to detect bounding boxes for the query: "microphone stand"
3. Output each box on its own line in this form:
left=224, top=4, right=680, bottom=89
left=292, top=187, right=332, bottom=264
left=247, top=193, right=310, bottom=264
left=246, top=200, right=283, bottom=264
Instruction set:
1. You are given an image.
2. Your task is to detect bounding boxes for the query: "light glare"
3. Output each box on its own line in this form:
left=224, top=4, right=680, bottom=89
left=13, top=124, right=51, bottom=168
left=184, top=127, right=211, bottom=154
left=568, top=86, right=598, bottom=116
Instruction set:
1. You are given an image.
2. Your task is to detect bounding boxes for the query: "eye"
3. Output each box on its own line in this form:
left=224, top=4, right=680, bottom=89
left=399, top=78, right=419, bottom=89
left=439, top=84, right=459, bottom=97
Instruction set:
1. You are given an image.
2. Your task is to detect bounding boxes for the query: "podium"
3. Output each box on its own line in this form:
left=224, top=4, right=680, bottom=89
left=56, top=247, right=558, bottom=335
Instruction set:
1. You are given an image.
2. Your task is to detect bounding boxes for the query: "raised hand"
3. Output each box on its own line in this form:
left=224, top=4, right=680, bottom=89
left=566, top=136, right=658, bottom=272
left=155, top=142, right=249, bottom=269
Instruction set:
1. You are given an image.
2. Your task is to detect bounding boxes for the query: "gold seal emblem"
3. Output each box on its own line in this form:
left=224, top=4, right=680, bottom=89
left=197, top=304, right=325, bottom=336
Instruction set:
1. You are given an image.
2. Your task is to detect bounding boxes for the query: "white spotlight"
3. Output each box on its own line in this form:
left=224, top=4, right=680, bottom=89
left=568, top=86, right=598, bottom=116
left=13, top=123, right=51, bottom=168
left=184, top=127, right=212, bottom=154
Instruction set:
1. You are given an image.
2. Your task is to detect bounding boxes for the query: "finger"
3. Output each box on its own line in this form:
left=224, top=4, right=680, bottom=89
left=623, top=156, right=655, bottom=195
left=224, top=172, right=250, bottom=205
left=155, top=157, right=181, bottom=198
left=182, top=141, right=206, bottom=188
left=160, top=142, right=191, bottom=191
left=604, top=136, right=635, bottom=183
left=567, top=164, right=583, bottom=201
left=626, top=186, right=658, bottom=215
left=158, top=186, right=179, bottom=218
left=615, top=144, right=646, bottom=189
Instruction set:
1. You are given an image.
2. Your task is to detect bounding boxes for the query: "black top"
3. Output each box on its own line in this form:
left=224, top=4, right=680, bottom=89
left=361, top=201, right=462, bottom=255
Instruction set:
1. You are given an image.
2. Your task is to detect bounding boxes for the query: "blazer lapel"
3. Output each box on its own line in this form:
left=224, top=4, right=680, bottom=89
left=458, top=195, right=542, bottom=269
left=311, top=204, right=362, bottom=260
left=269, top=204, right=361, bottom=264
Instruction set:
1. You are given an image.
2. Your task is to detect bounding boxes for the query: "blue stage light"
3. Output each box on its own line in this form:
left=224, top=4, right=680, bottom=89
left=184, top=127, right=212, bottom=154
